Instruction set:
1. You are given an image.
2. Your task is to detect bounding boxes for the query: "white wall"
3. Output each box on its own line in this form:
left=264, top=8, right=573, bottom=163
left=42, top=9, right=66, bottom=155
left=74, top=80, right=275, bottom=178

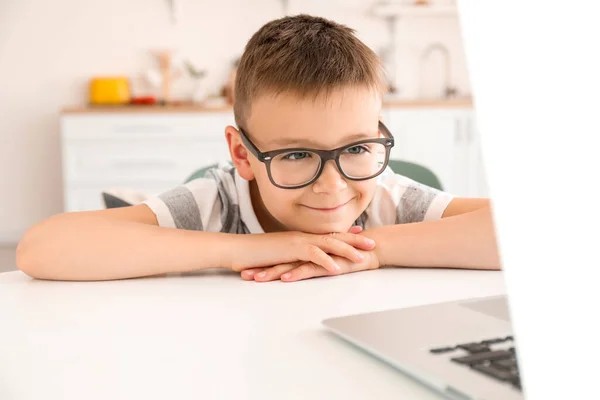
left=0, top=0, right=470, bottom=243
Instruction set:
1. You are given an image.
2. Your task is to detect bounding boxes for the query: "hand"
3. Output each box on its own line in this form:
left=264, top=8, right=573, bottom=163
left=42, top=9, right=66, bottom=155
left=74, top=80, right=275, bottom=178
left=240, top=227, right=381, bottom=282
left=230, top=226, right=376, bottom=275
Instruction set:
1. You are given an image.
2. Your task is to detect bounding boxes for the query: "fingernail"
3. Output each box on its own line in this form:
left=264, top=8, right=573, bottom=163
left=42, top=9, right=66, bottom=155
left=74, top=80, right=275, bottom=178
left=356, top=252, right=365, bottom=260
left=366, top=239, right=376, bottom=246
left=257, top=271, right=266, bottom=279
left=282, top=273, right=291, bottom=280
left=243, top=270, right=255, bottom=277
left=334, top=263, right=341, bottom=271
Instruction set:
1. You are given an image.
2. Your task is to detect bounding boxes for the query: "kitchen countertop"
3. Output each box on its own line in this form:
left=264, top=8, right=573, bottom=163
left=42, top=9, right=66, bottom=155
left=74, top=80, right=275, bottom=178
left=61, top=98, right=473, bottom=114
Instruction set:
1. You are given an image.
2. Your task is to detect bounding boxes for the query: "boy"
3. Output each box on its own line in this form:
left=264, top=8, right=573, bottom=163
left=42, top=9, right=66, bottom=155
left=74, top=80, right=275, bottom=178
left=16, top=15, right=500, bottom=282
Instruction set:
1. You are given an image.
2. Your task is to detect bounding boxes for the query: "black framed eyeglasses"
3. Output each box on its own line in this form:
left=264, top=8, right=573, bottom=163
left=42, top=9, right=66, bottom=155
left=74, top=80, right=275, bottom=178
left=239, top=121, right=395, bottom=189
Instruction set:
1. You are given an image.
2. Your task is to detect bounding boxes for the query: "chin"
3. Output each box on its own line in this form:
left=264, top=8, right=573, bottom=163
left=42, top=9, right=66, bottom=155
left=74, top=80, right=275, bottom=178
left=292, top=220, right=354, bottom=235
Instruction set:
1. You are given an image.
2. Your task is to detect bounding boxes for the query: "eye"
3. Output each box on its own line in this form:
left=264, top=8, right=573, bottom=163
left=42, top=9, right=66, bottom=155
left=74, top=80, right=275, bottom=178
left=344, top=145, right=369, bottom=155
left=282, top=151, right=311, bottom=160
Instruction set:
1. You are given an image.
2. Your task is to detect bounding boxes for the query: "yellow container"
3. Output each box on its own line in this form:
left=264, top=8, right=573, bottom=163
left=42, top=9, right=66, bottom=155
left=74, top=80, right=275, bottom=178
left=88, top=77, right=131, bottom=105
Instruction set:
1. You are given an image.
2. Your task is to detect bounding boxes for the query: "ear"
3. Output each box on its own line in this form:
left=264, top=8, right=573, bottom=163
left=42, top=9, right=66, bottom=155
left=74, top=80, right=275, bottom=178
left=225, top=125, right=255, bottom=181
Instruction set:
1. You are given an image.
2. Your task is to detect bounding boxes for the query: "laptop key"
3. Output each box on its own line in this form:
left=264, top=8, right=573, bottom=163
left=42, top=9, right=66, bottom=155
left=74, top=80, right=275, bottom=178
left=481, top=337, right=506, bottom=345
left=511, top=377, right=522, bottom=390
left=456, top=343, right=491, bottom=353
left=472, top=364, right=516, bottom=382
left=430, top=346, right=456, bottom=354
left=451, top=350, right=513, bottom=366
left=493, top=358, right=518, bottom=370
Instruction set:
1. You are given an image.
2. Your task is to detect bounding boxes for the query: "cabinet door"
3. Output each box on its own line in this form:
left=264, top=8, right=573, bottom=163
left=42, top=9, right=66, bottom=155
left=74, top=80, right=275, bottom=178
left=385, top=109, right=466, bottom=195
left=61, top=112, right=236, bottom=212
left=63, top=135, right=231, bottom=184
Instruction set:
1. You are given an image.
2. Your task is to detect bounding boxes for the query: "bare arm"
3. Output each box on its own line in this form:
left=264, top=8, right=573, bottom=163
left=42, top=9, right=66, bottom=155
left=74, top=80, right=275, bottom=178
left=235, top=198, right=500, bottom=282
left=16, top=205, right=236, bottom=281
left=366, top=198, right=501, bottom=270
left=16, top=204, right=376, bottom=282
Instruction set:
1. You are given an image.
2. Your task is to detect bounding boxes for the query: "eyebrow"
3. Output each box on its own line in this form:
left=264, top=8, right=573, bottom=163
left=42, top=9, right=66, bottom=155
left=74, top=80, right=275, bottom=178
left=268, top=132, right=377, bottom=149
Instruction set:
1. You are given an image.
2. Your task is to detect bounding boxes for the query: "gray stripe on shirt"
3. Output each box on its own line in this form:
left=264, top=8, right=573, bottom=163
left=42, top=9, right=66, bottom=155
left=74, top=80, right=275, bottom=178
left=206, top=166, right=240, bottom=233
left=396, top=184, right=436, bottom=224
left=354, top=211, right=369, bottom=229
left=159, top=186, right=203, bottom=230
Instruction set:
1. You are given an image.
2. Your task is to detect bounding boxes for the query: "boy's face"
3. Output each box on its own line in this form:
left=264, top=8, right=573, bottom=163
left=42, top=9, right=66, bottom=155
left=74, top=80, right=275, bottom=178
left=227, top=87, right=383, bottom=234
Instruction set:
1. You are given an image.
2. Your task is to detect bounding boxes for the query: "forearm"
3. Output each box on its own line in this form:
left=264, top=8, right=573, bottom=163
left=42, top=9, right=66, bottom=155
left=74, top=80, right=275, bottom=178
left=16, top=213, right=235, bottom=281
left=366, top=207, right=501, bottom=270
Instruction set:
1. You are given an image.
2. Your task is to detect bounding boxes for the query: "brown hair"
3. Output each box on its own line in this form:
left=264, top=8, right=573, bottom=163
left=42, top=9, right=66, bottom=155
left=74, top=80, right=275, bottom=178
left=233, top=14, right=387, bottom=128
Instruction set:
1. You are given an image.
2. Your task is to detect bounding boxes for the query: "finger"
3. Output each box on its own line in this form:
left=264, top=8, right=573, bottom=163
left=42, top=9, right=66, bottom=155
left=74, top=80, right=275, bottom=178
left=348, top=225, right=363, bottom=234
left=254, top=263, right=298, bottom=282
left=303, top=244, right=342, bottom=274
left=314, top=235, right=366, bottom=264
left=281, top=262, right=330, bottom=282
left=327, top=232, right=376, bottom=251
left=283, top=254, right=376, bottom=282
left=241, top=268, right=265, bottom=281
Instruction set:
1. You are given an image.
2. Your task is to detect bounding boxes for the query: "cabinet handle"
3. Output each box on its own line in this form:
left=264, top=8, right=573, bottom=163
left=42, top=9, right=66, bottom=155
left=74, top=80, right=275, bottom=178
left=76, top=159, right=179, bottom=170
left=466, top=118, right=472, bottom=143
left=112, top=159, right=179, bottom=169
left=112, top=125, right=172, bottom=134
left=455, top=119, right=463, bottom=143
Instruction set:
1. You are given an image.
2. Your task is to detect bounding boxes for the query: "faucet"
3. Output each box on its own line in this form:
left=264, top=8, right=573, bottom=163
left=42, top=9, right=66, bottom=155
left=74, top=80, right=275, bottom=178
left=279, top=0, right=289, bottom=15
left=418, top=42, right=458, bottom=99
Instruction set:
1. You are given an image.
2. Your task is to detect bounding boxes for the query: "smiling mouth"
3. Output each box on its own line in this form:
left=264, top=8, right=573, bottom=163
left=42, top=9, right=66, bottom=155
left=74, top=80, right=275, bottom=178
left=303, top=199, right=353, bottom=212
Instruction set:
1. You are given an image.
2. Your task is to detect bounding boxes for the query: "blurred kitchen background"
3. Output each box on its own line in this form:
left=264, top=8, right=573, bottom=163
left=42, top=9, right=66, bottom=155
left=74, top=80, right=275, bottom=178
left=0, top=0, right=487, bottom=270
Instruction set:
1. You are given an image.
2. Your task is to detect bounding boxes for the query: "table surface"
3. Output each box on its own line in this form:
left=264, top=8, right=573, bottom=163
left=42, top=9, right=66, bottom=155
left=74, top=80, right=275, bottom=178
left=0, top=268, right=506, bottom=400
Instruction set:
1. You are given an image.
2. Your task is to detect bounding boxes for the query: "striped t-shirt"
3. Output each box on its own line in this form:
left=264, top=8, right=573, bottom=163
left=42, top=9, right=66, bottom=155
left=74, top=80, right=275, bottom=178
left=143, top=162, right=455, bottom=233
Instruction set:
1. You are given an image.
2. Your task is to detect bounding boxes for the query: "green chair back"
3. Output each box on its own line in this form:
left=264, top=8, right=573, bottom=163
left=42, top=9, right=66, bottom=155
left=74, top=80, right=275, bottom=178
left=386, top=159, right=443, bottom=190
left=184, top=163, right=222, bottom=183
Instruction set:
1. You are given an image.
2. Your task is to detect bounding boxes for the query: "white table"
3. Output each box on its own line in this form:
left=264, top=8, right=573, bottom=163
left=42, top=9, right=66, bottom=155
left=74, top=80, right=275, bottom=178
left=0, top=268, right=506, bottom=400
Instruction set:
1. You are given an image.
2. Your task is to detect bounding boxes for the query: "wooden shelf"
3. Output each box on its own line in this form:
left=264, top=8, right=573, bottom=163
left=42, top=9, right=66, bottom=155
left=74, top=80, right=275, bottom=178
left=61, top=98, right=472, bottom=115
left=370, top=3, right=457, bottom=18
left=61, top=104, right=233, bottom=114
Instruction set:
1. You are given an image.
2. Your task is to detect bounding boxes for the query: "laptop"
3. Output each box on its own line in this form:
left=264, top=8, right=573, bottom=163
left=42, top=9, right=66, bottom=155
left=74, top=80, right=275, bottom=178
left=322, top=295, right=521, bottom=400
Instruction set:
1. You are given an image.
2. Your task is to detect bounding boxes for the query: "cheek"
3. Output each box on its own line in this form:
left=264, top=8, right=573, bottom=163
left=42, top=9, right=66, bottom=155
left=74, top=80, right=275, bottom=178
left=248, top=157, right=267, bottom=179
left=254, top=173, right=300, bottom=213
left=265, top=192, right=298, bottom=210
left=262, top=189, right=302, bottom=222
left=351, top=180, right=378, bottom=204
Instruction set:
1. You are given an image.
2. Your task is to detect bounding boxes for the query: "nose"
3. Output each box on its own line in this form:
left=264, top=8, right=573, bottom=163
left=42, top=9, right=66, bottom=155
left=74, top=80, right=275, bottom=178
left=312, top=160, right=347, bottom=194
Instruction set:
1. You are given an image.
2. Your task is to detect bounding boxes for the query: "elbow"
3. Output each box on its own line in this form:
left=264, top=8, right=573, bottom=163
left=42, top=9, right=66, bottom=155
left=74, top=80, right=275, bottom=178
left=16, top=226, right=43, bottom=279
left=15, top=217, right=59, bottom=280
left=16, top=231, right=35, bottom=278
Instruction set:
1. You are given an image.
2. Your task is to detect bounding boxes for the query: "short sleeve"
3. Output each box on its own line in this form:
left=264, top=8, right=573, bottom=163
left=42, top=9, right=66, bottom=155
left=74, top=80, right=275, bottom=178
left=142, top=178, right=222, bottom=231
left=364, top=168, right=455, bottom=228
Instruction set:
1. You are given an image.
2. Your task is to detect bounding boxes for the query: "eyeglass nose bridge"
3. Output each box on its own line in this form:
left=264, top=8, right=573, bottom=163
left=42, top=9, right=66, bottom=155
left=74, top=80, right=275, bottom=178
left=308, top=147, right=352, bottom=182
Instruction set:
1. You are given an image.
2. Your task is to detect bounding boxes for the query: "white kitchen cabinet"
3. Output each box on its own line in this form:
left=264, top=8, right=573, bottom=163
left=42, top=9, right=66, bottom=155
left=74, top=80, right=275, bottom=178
left=382, top=108, right=488, bottom=198
left=60, top=111, right=235, bottom=212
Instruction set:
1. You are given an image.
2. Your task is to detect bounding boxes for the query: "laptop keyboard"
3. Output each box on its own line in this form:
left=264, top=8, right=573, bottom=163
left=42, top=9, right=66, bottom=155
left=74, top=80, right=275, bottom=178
left=430, top=335, right=521, bottom=390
